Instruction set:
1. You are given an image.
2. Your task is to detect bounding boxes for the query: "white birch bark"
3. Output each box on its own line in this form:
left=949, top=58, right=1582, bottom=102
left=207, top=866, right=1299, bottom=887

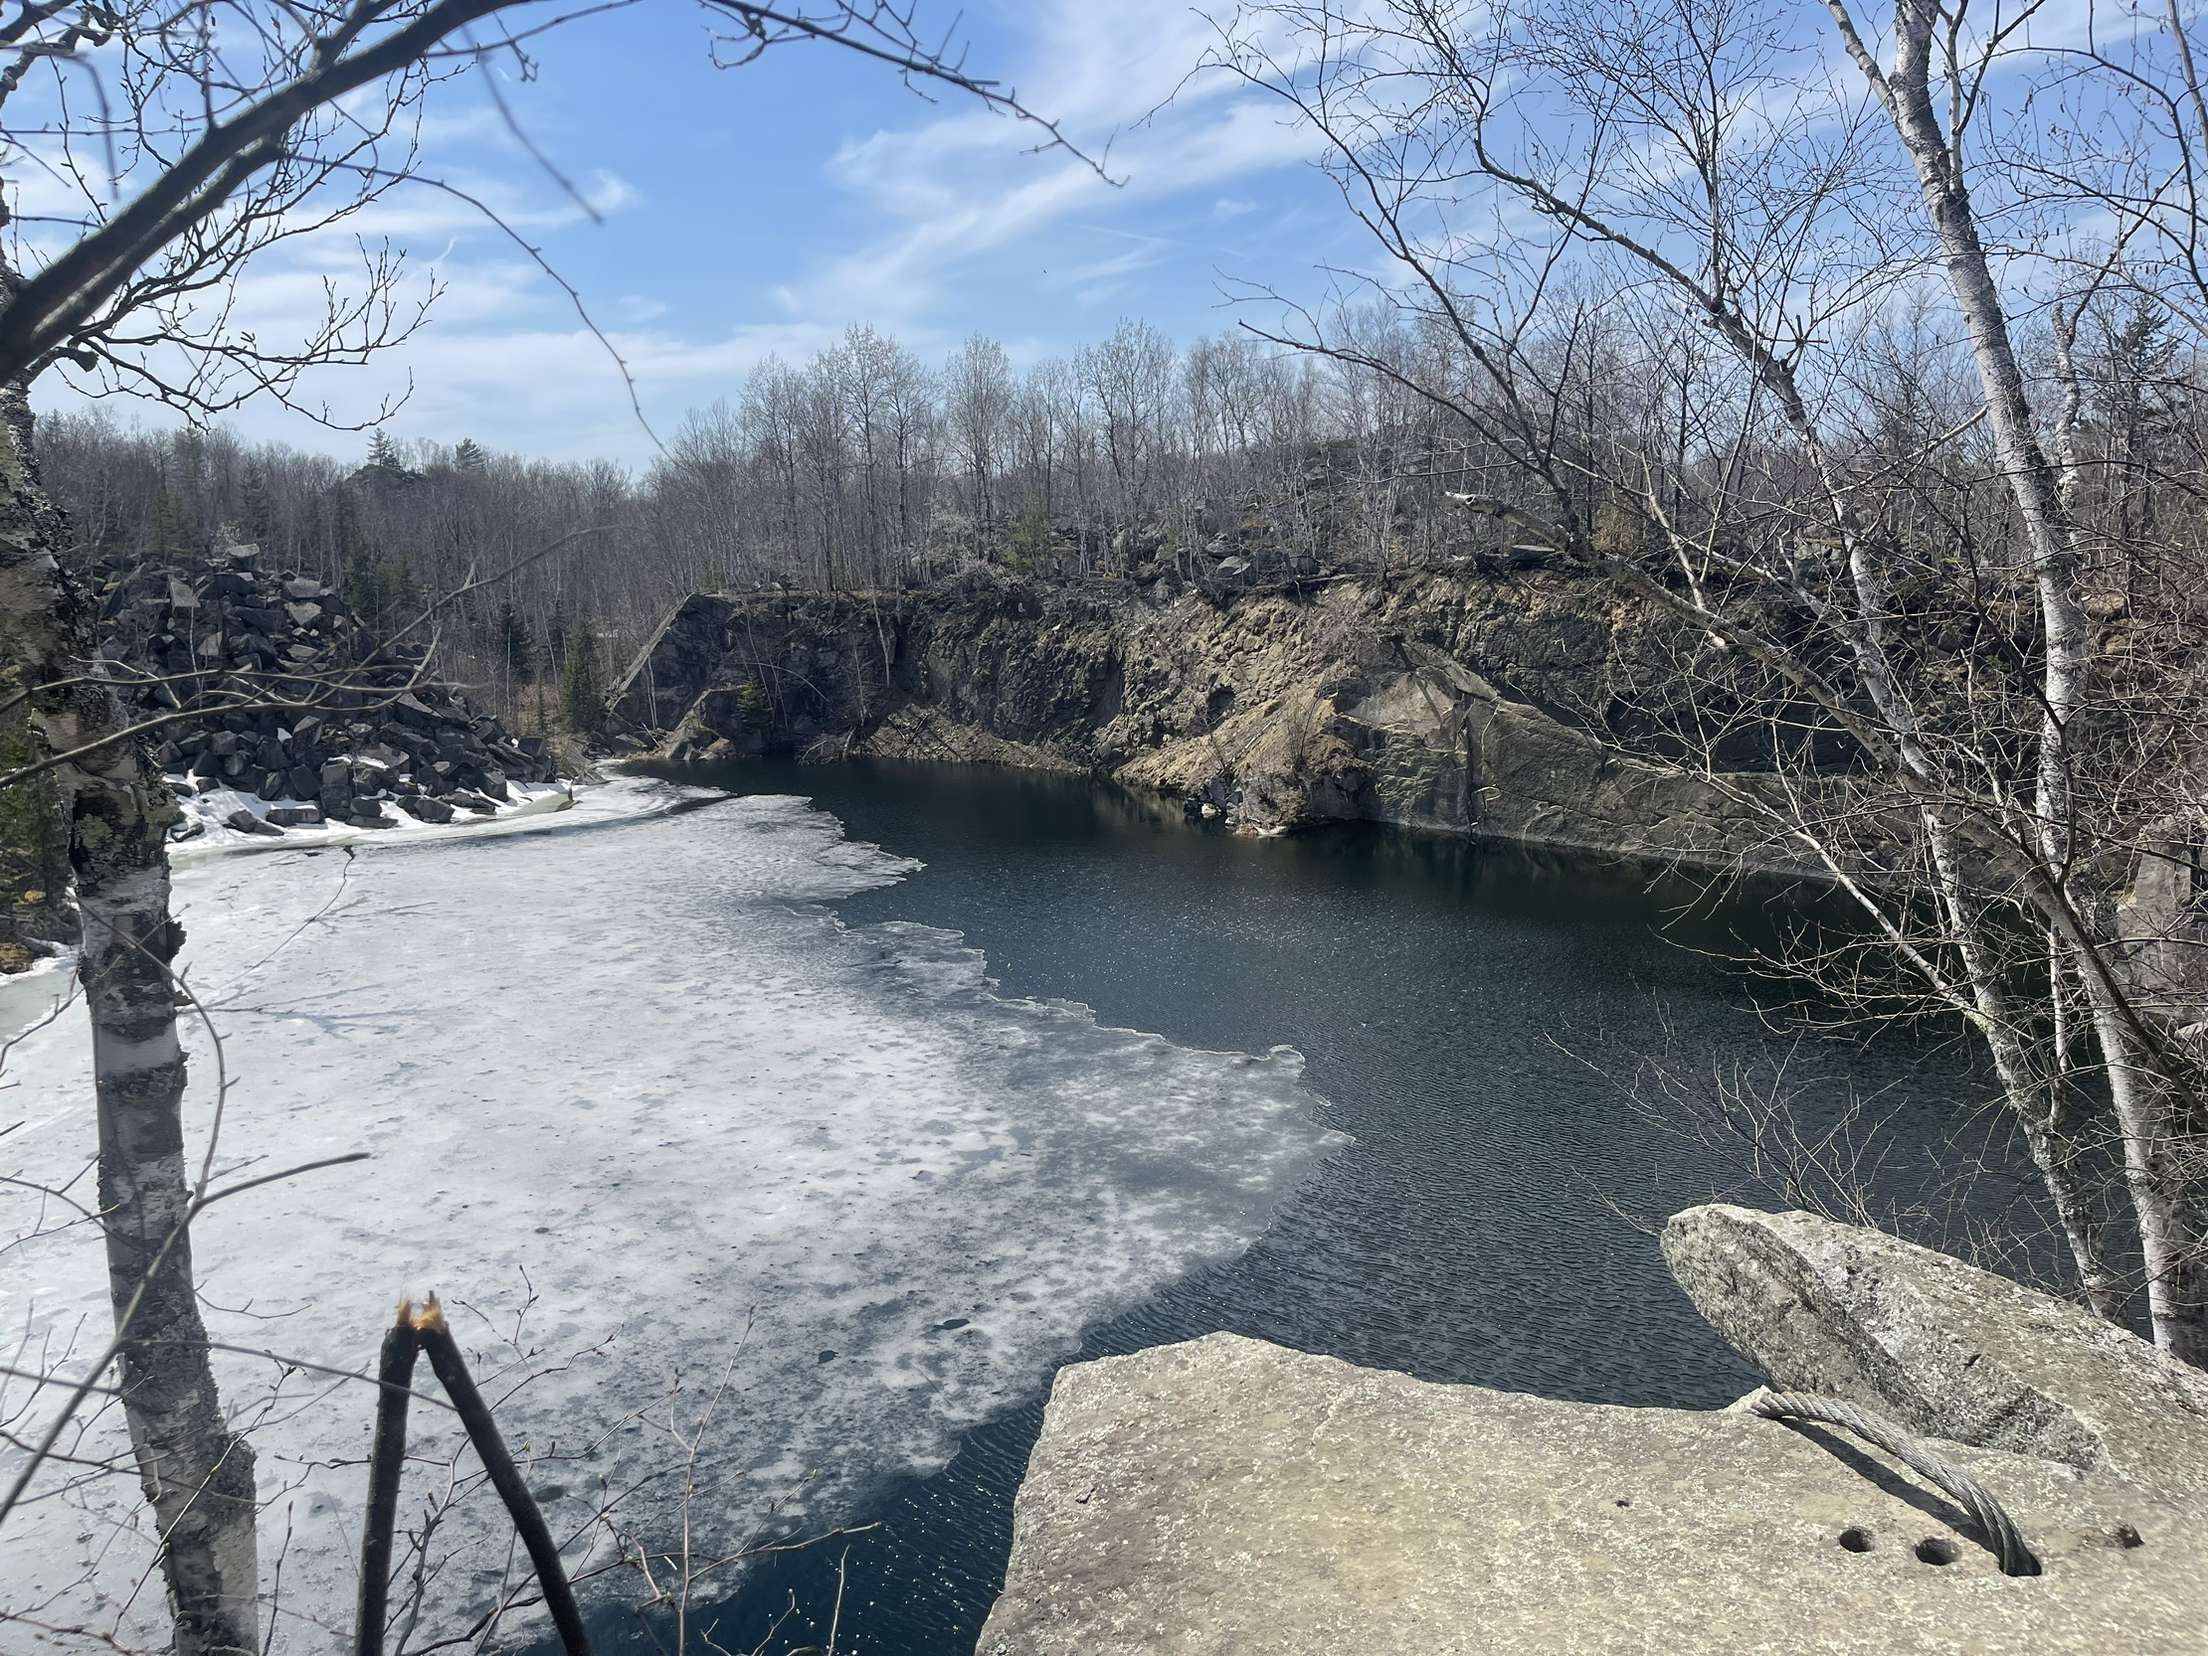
left=0, top=381, right=262, bottom=1653
left=1850, top=0, right=2205, bottom=1359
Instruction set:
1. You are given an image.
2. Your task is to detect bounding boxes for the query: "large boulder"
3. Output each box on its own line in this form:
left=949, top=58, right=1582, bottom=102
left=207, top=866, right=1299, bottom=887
left=1661, top=1204, right=2208, bottom=1500
left=980, top=1333, right=2204, bottom=1654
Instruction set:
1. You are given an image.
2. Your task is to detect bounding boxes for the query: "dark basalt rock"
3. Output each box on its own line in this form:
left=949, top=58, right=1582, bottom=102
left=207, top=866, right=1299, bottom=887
left=87, top=541, right=564, bottom=847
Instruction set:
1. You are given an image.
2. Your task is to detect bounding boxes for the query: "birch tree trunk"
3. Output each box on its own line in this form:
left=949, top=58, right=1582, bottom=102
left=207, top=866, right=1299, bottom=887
left=1921, top=821, right=2123, bottom=1320
left=0, top=381, right=262, bottom=1653
left=1865, top=0, right=2205, bottom=1360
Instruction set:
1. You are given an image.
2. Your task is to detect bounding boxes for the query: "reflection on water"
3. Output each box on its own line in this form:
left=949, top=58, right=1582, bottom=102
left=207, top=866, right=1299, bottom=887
left=591, top=757, right=2020, bottom=1655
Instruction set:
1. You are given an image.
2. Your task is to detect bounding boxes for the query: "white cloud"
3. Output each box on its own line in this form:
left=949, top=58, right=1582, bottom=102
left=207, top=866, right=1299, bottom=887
left=1045, top=243, right=1169, bottom=289
left=799, top=0, right=1321, bottom=324
left=24, top=0, right=1329, bottom=459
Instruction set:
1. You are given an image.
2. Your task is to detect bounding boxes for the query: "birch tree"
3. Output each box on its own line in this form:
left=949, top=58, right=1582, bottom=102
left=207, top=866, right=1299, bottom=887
left=1207, top=0, right=2208, bottom=1359
left=0, top=6, right=1097, bottom=1649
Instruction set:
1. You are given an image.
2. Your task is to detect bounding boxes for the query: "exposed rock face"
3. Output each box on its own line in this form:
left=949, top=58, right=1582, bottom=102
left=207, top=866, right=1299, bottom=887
left=979, top=1331, right=2204, bottom=1655
left=0, top=706, right=71, bottom=972
left=91, top=542, right=557, bottom=837
left=611, top=569, right=1801, bottom=873
left=1662, top=1203, right=2208, bottom=1501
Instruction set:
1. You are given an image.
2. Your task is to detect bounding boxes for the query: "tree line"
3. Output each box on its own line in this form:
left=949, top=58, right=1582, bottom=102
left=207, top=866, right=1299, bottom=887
left=34, top=312, right=1542, bottom=728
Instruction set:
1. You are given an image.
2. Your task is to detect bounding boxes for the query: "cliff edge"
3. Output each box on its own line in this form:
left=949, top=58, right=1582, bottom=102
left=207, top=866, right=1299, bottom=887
left=608, top=567, right=1812, bottom=876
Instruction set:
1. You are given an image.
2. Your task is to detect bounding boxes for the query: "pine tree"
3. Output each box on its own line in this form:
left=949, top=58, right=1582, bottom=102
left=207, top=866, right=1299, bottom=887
left=355, top=429, right=417, bottom=492
left=238, top=467, right=274, bottom=545
left=497, top=599, right=535, bottom=676
left=171, top=431, right=208, bottom=546
left=561, top=623, right=602, bottom=735
left=388, top=556, right=421, bottom=619
left=1009, top=491, right=1050, bottom=571
left=144, top=488, right=189, bottom=557
left=345, top=555, right=392, bottom=624
left=453, top=437, right=489, bottom=474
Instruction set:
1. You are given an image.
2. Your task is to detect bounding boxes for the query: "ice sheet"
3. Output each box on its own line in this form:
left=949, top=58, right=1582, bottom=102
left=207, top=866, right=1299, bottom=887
left=0, top=777, right=1340, bottom=1651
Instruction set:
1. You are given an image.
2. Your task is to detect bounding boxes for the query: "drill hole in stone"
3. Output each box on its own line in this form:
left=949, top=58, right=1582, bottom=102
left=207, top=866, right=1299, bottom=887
left=1915, top=1537, right=1960, bottom=1566
left=1838, top=1527, right=1875, bottom=1553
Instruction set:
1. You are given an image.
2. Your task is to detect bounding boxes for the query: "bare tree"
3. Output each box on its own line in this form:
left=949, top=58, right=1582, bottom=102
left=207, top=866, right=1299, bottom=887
left=943, top=333, right=1014, bottom=552
left=0, top=6, right=1100, bottom=1649
left=1204, top=0, right=2208, bottom=1359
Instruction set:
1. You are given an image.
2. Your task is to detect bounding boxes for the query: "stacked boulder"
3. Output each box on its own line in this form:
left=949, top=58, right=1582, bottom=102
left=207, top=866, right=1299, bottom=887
left=95, top=541, right=558, bottom=838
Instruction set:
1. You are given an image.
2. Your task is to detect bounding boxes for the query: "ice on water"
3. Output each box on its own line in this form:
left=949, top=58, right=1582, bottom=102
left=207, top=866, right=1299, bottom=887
left=0, top=779, right=1340, bottom=1650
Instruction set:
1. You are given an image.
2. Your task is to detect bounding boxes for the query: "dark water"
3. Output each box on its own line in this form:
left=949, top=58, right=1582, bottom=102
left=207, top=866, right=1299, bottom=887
left=582, top=758, right=2024, bottom=1654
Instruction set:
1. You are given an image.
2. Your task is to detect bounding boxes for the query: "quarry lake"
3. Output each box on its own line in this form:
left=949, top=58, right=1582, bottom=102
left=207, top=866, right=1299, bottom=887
left=614, top=758, right=2019, bottom=1656
left=0, top=760, right=2028, bottom=1656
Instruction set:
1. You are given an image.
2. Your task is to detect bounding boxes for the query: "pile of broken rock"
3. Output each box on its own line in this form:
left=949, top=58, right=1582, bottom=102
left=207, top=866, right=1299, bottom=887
left=93, top=541, right=558, bottom=838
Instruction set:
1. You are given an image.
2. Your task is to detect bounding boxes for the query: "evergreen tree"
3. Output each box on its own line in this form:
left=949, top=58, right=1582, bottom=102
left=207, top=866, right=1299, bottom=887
left=354, top=428, right=417, bottom=491
left=561, top=623, right=602, bottom=735
left=388, top=556, right=421, bottom=619
left=497, top=599, right=535, bottom=675
left=171, top=430, right=208, bottom=545
left=143, top=488, right=189, bottom=556
left=238, top=467, right=274, bottom=545
left=344, top=554, right=392, bottom=624
left=1008, top=490, right=1050, bottom=571
left=453, top=437, right=489, bottom=474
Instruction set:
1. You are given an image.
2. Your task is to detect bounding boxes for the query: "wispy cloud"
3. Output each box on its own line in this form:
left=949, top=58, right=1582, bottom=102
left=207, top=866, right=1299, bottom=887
left=800, top=0, right=1319, bottom=327
left=28, top=1, right=1329, bottom=459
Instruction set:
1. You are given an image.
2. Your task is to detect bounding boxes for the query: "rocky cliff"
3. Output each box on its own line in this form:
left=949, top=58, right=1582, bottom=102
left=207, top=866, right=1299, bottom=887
left=609, top=567, right=1806, bottom=874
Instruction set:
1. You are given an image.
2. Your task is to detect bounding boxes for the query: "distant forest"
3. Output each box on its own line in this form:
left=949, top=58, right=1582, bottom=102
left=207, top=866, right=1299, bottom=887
left=38, top=315, right=1527, bottom=726
left=40, top=293, right=2196, bottom=737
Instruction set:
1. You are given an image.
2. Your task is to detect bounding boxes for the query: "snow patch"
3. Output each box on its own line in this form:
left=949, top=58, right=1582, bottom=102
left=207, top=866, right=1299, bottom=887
left=0, top=782, right=1339, bottom=1651
left=167, top=772, right=581, bottom=857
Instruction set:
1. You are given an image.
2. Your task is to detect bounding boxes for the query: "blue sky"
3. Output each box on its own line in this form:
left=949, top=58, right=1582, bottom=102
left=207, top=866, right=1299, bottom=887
left=36, top=1, right=1354, bottom=465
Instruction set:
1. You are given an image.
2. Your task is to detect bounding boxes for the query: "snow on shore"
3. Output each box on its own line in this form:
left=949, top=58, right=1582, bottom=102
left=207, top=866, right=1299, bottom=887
left=167, top=771, right=580, bottom=856
left=0, top=776, right=1339, bottom=1652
